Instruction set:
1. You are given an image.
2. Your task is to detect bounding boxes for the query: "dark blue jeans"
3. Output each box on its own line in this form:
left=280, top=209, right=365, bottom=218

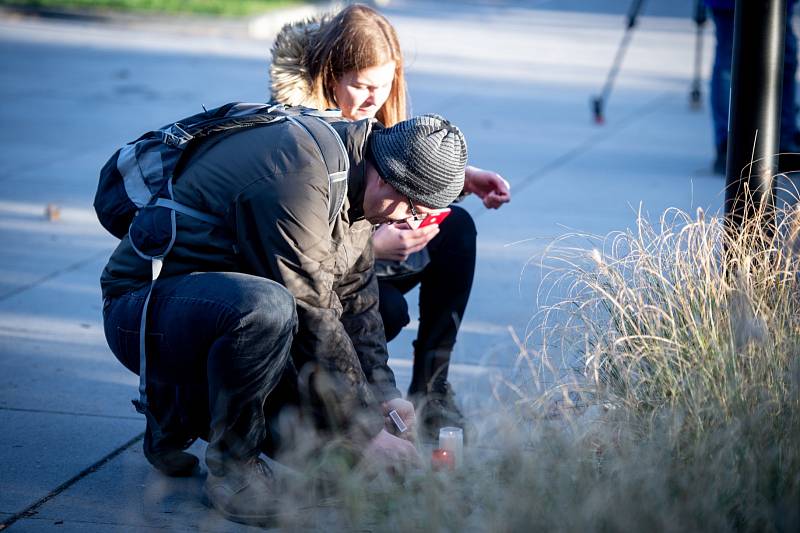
left=103, top=271, right=298, bottom=475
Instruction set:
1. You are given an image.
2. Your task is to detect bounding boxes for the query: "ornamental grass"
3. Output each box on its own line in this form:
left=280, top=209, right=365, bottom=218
left=268, top=198, right=800, bottom=532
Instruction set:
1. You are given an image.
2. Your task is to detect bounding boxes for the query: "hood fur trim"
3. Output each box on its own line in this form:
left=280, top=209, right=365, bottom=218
left=269, top=16, right=328, bottom=108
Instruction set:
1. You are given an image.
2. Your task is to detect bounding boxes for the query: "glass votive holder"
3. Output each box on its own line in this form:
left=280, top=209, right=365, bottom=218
left=438, top=426, right=463, bottom=469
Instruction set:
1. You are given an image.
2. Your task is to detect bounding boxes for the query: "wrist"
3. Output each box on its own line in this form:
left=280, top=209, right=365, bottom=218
left=461, top=165, right=479, bottom=199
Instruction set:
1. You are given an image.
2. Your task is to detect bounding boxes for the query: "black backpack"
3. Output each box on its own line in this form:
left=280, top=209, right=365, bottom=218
left=94, top=102, right=351, bottom=428
left=94, top=102, right=349, bottom=240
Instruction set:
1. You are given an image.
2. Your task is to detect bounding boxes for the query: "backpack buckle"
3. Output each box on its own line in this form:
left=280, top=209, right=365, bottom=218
left=162, top=123, right=193, bottom=148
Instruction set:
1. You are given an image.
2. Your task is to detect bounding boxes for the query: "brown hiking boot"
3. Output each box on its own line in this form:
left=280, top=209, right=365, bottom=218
left=203, top=458, right=280, bottom=526
left=412, top=382, right=466, bottom=441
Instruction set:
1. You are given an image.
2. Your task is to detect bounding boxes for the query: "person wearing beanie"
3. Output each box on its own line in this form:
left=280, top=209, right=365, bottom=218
left=362, top=115, right=468, bottom=221
left=368, top=114, right=468, bottom=210
left=269, top=4, right=511, bottom=440
left=100, top=105, right=469, bottom=525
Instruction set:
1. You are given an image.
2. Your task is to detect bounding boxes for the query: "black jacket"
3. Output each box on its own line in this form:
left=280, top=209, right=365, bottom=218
left=101, top=116, right=400, bottom=439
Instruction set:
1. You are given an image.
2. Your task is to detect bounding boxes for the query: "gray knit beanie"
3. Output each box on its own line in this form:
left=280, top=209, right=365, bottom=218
left=368, top=114, right=467, bottom=209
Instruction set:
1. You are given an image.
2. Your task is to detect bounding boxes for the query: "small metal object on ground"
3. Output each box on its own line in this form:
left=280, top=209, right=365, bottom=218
left=45, top=204, right=61, bottom=221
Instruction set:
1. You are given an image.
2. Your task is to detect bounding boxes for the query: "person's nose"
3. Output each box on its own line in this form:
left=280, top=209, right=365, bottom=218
left=363, top=90, right=376, bottom=107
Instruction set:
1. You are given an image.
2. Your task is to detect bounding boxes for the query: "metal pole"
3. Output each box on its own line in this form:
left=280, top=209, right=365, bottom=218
left=724, top=0, right=787, bottom=231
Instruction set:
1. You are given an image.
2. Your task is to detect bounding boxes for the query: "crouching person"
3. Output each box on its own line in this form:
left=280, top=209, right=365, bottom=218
left=99, top=111, right=468, bottom=525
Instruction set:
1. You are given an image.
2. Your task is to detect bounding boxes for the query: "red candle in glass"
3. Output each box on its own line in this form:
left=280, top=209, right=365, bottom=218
left=431, top=448, right=455, bottom=471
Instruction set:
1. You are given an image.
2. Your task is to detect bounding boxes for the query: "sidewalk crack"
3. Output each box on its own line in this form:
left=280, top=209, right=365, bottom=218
left=0, top=250, right=109, bottom=302
left=0, top=406, right=140, bottom=421
left=0, top=432, right=144, bottom=531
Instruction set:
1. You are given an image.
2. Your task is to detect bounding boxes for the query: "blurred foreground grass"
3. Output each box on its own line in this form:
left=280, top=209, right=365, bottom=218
left=0, top=0, right=305, bottom=16
left=269, top=199, right=799, bottom=531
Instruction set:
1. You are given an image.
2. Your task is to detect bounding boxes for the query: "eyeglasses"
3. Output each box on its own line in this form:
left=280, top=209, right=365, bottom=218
left=406, top=197, right=427, bottom=229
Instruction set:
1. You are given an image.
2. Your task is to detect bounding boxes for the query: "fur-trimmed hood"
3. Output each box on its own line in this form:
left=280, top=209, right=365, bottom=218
left=269, top=16, right=327, bottom=108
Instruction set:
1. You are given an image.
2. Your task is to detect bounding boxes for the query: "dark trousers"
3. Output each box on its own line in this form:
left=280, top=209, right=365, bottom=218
left=377, top=205, right=477, bottom=394
left=103, top=272, right=298, bottom=475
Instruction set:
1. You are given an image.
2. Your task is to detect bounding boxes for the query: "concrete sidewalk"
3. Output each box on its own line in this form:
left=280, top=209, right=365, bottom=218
left=0, top=0, right=736, bottom=529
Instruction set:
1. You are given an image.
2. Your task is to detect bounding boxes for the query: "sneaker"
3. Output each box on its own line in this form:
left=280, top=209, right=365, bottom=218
left=143, top=425, right=198, bottom=477
left=412, top=382, right=466, bottom=441
left=203, top=458, right=280, bottom=526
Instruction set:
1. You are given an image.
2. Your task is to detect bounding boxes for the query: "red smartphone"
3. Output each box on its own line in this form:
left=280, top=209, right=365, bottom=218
left=412, top=207, right=451, bottom=229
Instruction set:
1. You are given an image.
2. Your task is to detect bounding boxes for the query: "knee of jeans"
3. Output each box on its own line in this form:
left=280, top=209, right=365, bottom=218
left=240, top=282, right=297, bottom=334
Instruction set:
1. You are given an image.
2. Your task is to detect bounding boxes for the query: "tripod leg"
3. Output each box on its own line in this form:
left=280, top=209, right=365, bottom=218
left=690, top=27, right=705, bottom=108
left=592, top=0, right=647, bottom=124
left=690, top=0, right=707, bottom=109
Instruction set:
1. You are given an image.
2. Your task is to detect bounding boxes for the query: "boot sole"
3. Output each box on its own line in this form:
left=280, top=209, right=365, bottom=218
left=202, top=487, right=280, bottom=527
left=144, top=451, right=199, bottom=477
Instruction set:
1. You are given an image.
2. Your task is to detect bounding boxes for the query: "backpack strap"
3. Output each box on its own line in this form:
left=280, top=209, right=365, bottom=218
left=130, top=111, right=351, bottom=426
left=153, top=112, right=349, bottom=229
left=286, top=114, right=350, bottom=224
left=153, top=198, right=225, bottom=226
left=154, top=110, right=349, bottom=227
left=130, top=255, right=164, bottom=422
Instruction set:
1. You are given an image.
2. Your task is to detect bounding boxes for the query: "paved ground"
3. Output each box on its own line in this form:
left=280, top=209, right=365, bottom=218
left=0, top=0, right=766, bottom=530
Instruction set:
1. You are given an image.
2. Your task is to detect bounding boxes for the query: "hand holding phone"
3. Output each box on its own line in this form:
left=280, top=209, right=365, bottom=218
left=372, top=223, right=438, bottom=261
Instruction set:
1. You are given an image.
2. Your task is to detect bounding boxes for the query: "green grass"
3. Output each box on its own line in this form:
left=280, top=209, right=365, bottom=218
left=0, top=0, right=305, bottom=17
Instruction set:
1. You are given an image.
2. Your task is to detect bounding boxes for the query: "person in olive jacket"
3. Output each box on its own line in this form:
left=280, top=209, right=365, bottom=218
left=101, top=113, right=467, bottom=525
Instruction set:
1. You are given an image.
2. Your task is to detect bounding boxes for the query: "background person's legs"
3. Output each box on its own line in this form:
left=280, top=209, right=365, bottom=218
left=103, top=271, right=297, bottom=475
left=378, top=279, right=411, bottom=343
left=710, top=7, right=734, bottom=175
left=377, top=206, right=477, bottom=435
left=780, top=4, right=798, bottom=154
left=409, top=206, right=476, bottom=396
left=710, top=4, right=798, bottom=173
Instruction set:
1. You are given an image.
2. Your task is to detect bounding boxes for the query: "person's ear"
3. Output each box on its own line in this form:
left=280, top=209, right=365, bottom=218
left=365, top=160, right=386, bottom=188
left=328, top=78, right=340, bottom=106
left=376, top=175, right=397, bottom=195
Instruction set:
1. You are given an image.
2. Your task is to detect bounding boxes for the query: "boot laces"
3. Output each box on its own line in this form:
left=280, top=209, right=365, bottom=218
left=248, top=458, right=275, bottom=482
left=428, top=382, right=463, bottom=418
